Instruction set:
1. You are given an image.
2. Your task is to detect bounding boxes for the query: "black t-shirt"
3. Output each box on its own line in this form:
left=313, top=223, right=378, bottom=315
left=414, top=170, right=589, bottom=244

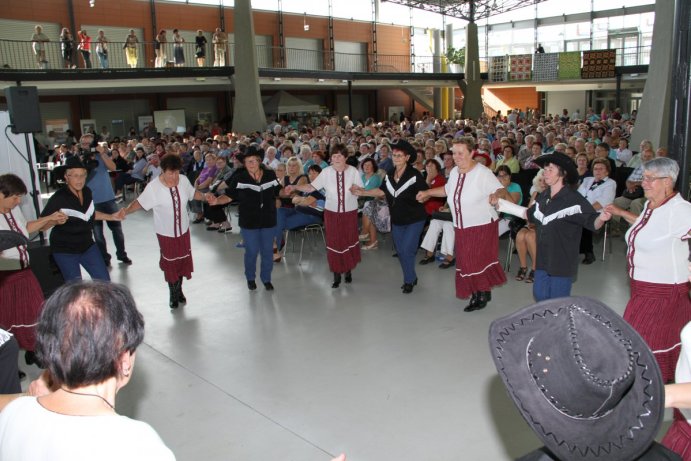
left=380, top=166, right=429, bottom=226
left=40, top=186, right=96, bottom=254
left=527, top=186, right=598, bottom=277
left=225, top=167, right=280, bottom=229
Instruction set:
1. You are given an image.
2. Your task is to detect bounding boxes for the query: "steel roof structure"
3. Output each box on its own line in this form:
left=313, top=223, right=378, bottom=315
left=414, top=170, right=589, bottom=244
left=381, top=0, right=545, bottom=22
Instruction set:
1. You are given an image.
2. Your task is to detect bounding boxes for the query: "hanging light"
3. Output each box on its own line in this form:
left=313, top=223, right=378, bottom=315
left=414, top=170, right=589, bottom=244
left=89, top=0, right=95, bottom=6
left=303, top=13, right=310, bottom=32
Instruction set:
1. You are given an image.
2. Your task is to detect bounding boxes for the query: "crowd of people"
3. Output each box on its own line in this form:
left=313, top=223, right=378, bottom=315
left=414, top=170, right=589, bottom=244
left=32, top=24, right=231, bottom=69
left=1, top=105, right=689, bottom=459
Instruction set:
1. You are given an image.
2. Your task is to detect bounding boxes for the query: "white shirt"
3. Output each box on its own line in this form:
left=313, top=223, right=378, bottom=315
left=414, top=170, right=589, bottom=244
left=677, top=323, right=691, bottom=422
left=625, top=193, right=691, bottom=284
left=445, top=164, right=501, bottom=229
left=263, top=157, right=280, bottom=170
left=0, top=207, right=29, bottom=270
left=615, top=147, right=633, bottom=166
left=137, top=175, right=196, bottom=237
left=0, top=397, right=175, bottom=461
left=309, top=165, right=363, bottom=213
left=577, top=176, right=616, bottom=211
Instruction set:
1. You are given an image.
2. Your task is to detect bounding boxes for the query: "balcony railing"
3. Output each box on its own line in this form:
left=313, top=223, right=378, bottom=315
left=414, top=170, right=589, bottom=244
left=0, top=39, right=649, bottom=76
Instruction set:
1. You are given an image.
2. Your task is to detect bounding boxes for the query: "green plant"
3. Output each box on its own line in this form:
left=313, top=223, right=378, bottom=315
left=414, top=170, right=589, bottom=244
left=445, top=46, right=465, bottom=67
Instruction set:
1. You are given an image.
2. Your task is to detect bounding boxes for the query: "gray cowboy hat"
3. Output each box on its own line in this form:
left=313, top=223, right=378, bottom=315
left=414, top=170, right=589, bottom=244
left=489, top=296, right=664, bottom=461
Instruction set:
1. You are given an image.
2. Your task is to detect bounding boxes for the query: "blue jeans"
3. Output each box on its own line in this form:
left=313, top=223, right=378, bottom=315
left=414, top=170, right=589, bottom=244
left=392, top=220, right=426, bottom=284
left=273, top=208, right=322, bottom=246
left=93, top=200, right=127, bottom=264
left=241, top=226, right=276, bottom=283
left=97, top=51, right=109, bottom=68
left=533, top=269, right=573, bottom=302
left=53, top=244, right=110, bottom=282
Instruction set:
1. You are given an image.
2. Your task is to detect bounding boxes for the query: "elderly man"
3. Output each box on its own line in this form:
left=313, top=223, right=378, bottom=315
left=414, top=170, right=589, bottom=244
left=81, top=135, right=131, bottom=267
left=212, top=27, right=227, bottom=67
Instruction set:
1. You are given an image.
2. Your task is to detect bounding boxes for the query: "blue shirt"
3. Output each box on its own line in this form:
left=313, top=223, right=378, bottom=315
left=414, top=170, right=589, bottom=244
left=87, top=154, right=115, bottom=204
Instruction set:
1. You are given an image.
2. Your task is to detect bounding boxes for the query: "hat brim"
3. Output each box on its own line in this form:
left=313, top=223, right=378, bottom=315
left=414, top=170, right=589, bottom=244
left=533, top=153, right=577, bottom=182
left=489, top=297, right=663, bottom=461
left=0, top=230, right=29, bottom=252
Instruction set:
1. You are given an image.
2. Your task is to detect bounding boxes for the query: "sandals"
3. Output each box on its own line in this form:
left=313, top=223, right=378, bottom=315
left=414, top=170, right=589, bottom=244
left=515, top=267, right=527, bottom=281
left=525, top=270, right=535, bottom=283
left=419, top=254, right=436, bottom=265
left=362, top=240, right=379, bottom=250
left=438, top=258, right=455, bottom=269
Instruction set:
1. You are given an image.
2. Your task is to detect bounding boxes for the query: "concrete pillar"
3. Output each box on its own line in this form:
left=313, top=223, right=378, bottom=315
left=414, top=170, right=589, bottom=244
left=433, top=29, right=442, bottom=118
left=446, top=23, right=455, bottom=118
left=460, top=21, right=483, bottom=120
left=231, top=0, right=266, bottom=134
left=630, top=0, right=674, bottom=150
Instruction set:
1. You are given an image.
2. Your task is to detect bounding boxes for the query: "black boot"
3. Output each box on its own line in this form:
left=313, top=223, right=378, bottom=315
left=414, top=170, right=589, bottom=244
left=344, top=271, right=352, bottom=283
left=332, top=272, right=342, bottom=288
left=582, top=252, right=596, bottom=264
left=463, top=292, right=479, bottom=312
left=176, top=278, right=186, bottom=303
left=168, top=283, right=179, bottom=309
left=467, top=291, right=490, bottom=312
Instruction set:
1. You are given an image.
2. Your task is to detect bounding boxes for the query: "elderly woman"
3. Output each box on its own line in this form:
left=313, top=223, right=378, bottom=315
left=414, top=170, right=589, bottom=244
left=495, top=165, right=523, bottom=237
left=287, top=143, right=363, bottom=288
left=123, top=155, right=210, bottom=308
left=494, top=144, right=519, bottom=174
left=40, top=158, right=122, bottom=282
left=203, top=156, right=233, bottom=232
left=208, top=148, right=281, bottom=291
left=279, top=157, right=308, bottom=208
left=603, top=157, right=691, bottom=383
left=514, top=169, right=546, bottom=283
left=0, top=281, right=175, bottom=460
left=417, top=137, right=508, bottom=311
left=191, top=152, right=217, bottom=224
left=1, top=174, right=67, bottom=367
left=354, top=140, right=429, bottom=293
left=577, top=158, right=616, bottom=264
left=358, top=158, right=384, bottom=250
left=495, top=153, right=608, bottom=301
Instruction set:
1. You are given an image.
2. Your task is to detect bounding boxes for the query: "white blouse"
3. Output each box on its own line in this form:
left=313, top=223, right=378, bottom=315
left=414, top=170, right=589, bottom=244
left=677, top=322, right=691, bottom=422
left=137, top=175, right=197, bottom=237
left=445, top=164, right=501, bottom=229
left=625, top=193, right=691, bottom=284
left=577, top=176, right=616, bottom=211
left=309, top=165, right=363, bottom=213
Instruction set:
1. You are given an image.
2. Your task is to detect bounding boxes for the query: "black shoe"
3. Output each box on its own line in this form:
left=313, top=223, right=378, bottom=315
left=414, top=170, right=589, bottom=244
left=247, top=280, right=257, bottom=290
left=463, top=292, right=479, bottom=312
left=118, top=257, right=133, bottom=265
left=402, top=283, right=414, bottom=294
left=192, top=216, right=204, bottom=224
left=18, top=370, right=26, bottom=380
left=25, top=350, right=39, bottom=366
left=466, top=292, right=489, bottom=312
left=400, top=278, right=418, bottom=289
left=176, top=279, right=186, bottom=303
left=419, top=255, right=435, bottom=265
left=264, top=282, right=274, bottom=290
left=582, top=252, right=596, bottom=265
left=332, top=273, right=341, bottom=288
left=168, top=283, right=179, bottom=309
left=344, top=271, right=352, bottom=283
left=439, top=258, right=455, bottom=269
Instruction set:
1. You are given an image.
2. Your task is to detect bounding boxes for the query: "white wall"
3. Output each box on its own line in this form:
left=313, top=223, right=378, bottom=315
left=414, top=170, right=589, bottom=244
left=0, top=111, right=40, bottom=219
left=545, top=91, right=587, bottom=119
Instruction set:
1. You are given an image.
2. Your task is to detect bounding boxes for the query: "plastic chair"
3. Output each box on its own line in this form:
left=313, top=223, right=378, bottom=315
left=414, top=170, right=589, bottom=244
left=283, top=223, right=325, bottom=265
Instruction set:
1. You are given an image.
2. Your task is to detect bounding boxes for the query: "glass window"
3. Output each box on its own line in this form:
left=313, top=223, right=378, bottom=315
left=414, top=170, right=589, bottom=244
left=332, top=0, right=371, bottom=21
left=537, top=23, right=564, bottom=53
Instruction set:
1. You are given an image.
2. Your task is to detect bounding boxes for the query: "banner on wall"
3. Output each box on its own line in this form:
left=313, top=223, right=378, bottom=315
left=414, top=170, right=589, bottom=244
left=80, top=119, right=96, bottom=137
left=558, top=52, right=582, bottom=80
left=582, top=50, right=616, bottom=79
left=488, top=56, right=509, bottom=82
left=533, top=53, right=558, bottom=81
left=510, top=54, right=532, bottom=81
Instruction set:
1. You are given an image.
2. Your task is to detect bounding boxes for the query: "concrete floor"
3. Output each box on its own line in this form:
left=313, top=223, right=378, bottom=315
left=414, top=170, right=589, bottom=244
left=20, top=207, right=665, bottom=461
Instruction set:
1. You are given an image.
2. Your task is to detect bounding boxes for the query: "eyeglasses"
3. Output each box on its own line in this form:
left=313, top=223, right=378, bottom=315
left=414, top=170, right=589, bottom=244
left=641, top=176, right=669, bottom=183
left=497, top=174, right=509, bottom=178
left=391, top=154, right=407, bottom=158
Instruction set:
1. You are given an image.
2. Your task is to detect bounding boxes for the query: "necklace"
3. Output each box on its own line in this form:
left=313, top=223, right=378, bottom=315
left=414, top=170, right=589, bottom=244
left=60, top=387, right=115, bottom=411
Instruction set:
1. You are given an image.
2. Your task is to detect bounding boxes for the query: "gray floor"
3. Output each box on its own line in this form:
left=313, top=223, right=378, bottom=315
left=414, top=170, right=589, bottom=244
left=21, top=208, right=665, bottom=461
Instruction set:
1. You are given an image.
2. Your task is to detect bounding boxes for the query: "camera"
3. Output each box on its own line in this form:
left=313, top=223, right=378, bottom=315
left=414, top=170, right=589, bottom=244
left=79, top=147, right=100, bottom=172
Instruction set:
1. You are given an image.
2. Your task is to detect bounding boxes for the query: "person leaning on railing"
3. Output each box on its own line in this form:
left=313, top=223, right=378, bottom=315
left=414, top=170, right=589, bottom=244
left=60, top=27, right=76, bottom=69
left=31, top=25, right=49, bottom=69
left=124, top=29, right=139, bottom=68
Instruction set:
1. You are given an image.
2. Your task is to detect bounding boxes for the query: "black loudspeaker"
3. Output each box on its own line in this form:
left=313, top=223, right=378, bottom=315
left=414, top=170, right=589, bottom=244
left=4, top=86, right=42, bottom=134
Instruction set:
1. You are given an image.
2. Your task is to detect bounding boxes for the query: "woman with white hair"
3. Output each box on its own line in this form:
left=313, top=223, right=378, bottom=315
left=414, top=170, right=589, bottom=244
left=603, top=157, right=691, bottom=383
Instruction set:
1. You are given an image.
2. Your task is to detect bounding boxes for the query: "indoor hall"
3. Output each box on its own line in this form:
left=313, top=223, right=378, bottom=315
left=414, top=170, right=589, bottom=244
left=19, top=206, right=648, bottom=461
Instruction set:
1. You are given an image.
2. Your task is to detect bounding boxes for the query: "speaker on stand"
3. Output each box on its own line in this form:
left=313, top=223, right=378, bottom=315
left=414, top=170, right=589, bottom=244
left=4, top=86, right=44, bottom=245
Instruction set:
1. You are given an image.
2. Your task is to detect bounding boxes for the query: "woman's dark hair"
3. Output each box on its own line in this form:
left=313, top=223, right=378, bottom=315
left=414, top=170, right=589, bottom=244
left=160, top=154, right=182, bottom=172
left=308, top=164, right=322, bottom=175
left=0, top=174, right=28, bottom=197
left=36, top=281, right=144, bottom=388
left=424, top=158, right=441, bottom=172
left=360, top=157, right=378, bottom=173
left=502, top=144, right=515, bottom=157
left=330, top=143, right=348, bottom=157
left=496, top=165, right=512, bottom=177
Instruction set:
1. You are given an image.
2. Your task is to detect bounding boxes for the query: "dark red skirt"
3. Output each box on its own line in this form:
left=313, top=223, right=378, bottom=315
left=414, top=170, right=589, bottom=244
left=454, top=221, right=507, bottom=299
left=157, top=231, right=194, bottom=283
left=324, top=209, right=361, bottom=273
left=0, top=268, right=44, bottom=351
left=663, top=409, right=691, bottom=460
left=623, top=279, right=691, bottom=383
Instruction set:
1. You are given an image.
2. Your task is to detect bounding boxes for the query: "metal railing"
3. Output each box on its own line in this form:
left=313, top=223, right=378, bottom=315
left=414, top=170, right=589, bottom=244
left=0, top=39, right=650, bottom=75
